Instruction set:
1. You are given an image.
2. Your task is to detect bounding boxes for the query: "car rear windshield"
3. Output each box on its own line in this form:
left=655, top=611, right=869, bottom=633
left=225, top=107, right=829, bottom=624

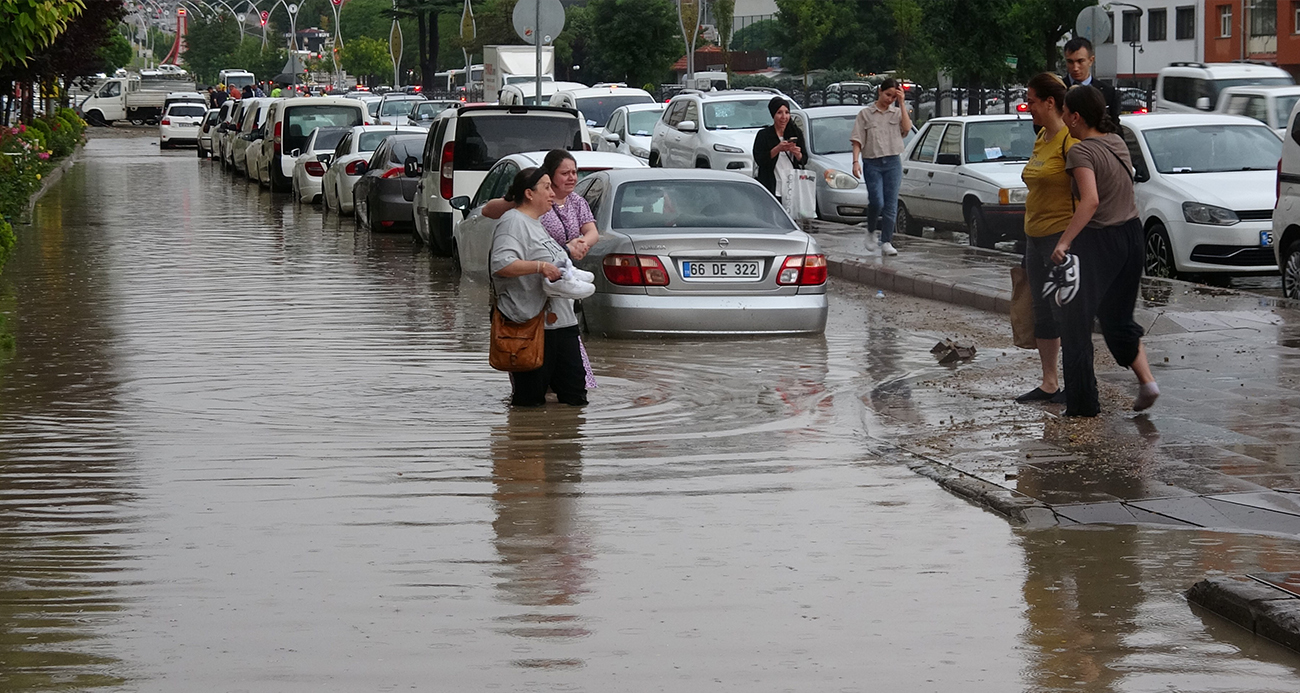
left=1277, top=95, right=1300, bottom=127
left=1208, top=77, right=1294, bottom=104
left=386, top=135, right=426, bottom=163
left=808, top=115, right=855, bottom=155
left=453, top=114, right=581, bottom=171
left=285, top=105, right=364, bottom=153
left=1141, top=124, right=1282, bottom=174
left=311, top=128, right=348, bottom=152
left=703, top=100, right=773, bottom=130
left=574, top=94, right=654, bottom=127
left=627, top=110, right=662, bottom=136
left=965, top=120, right=1036, bottom=162
left=412, top=102, right=453, bottom=119
left=359, top=130, right=404, bottom=151
left=380, top=99, right=420, bottom=116
left=612, top=180, right=796, bottom=230
left=168, top=104, right=206, bottom=117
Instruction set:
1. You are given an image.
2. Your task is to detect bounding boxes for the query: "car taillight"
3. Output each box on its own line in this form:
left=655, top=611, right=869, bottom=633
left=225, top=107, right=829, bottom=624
left=602, top=254, right=669, bottom=286
left=777, top=254, right=827, bottom=285
left=304, top=161, right=325, bottom=176
left=439, top=141, right=455, bottom=199
left=382, top=166, right=404, bottom=179
left=1016, top=103, right=1028, bottom=112
left=273, top=120, right=282, bottom=154
left=344, top=160, right=366, bottom=175
left=161, top=117, right=170, bottom=125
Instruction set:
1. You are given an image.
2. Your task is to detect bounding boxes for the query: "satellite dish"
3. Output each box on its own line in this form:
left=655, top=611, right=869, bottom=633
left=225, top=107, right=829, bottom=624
left=512, top=0, right=565, bottom=46
left=1075, top=5, right=1112, bottom=44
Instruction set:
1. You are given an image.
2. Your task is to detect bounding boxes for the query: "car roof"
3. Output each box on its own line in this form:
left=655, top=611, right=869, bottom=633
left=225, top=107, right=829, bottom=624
left=276, top=96, right=360, bottom=107
left=922, top=114, right=1032, bottom=124
left=381, top=93, right=424, bottom=100
left=600, top=167, right=767, bottom=186
left=802, top=105, right=868, bottom=118
left=505, top=151, right=648, bottom=169
left=560, top=87, right=653, bottom=98
left=350, top=124, right=427, bottom=135
left=506, top=81, right=588, bottom=96
left=674, top=90, right=786, bottom=102
left=621, top=102, right=667, bottom=112
left=1120, top=112, right=1276, bottom=129
left=1220, top=84, right=1300, bottom=96
left=1161, top=62, right=1293, bottom=79
left=457, top=104, right=579, bottom=117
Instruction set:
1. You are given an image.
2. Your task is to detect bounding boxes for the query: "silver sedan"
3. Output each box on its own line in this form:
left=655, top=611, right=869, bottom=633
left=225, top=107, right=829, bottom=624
left=794, top=106, right=918, bottom=224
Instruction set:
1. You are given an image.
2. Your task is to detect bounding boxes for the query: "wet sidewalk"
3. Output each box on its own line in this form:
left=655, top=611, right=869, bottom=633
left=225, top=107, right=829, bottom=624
left=815, top=221, right=1300, bottom=538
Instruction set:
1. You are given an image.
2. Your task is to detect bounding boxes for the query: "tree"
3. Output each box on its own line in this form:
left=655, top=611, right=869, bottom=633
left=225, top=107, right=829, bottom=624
left=712, top=0, right=734, bottom=71
left=232, top=38, right=287, bottom=83
left=0, top=0, right=85, bottom=67
left=773, top=0, right=851, bottom=80
left=1011, top=0, right=1095, bottom=73
left=340, top=35, right=391, bottom=85
left=182, top=13, right=241, bottom=84
left=585, top=0, right=679, bottom=87
left=3, top=0, right=127, bottom=109
left=99, top=31, right=132, bottom=72
left=730, top=18, right=778, bottom=53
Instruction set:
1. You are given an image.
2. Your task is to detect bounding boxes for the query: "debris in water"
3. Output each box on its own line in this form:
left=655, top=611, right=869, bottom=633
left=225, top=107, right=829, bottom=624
left=931, top=339, right=977, bottom=364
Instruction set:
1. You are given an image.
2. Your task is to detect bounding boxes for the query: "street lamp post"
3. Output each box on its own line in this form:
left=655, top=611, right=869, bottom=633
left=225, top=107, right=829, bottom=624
left=1105, top=2, right=1144, bottom=86
left=330, top=0, right=345, bottom=87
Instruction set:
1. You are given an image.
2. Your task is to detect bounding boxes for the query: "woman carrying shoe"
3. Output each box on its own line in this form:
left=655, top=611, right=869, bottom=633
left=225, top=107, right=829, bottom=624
left=490, top=168, right=588, bottom=407
left=1015, top=73, right=1076, bottom=405
left=1051, top=85, right=1158, bottom=417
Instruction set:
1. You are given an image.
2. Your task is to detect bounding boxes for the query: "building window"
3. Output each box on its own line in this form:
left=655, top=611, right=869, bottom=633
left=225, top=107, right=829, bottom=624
left=1122, top=10, right=1141, bottom=42
left=1219, top=4, right=1232, bottom=38
left=1252, top=0, right=1277, bottom=36
left=1176, top=6, right=1196, bottom=39
left=1149, top=8, right=1168, bottom=41
left=1295, top=1, right=1300, bottom=33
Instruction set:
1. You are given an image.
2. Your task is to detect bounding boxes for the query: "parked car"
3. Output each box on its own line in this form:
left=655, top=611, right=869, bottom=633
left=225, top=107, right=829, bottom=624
left=547, top=86, right=655, bottom=140
left=255, top=96, right=370, bottom=191
left=412, top=104, right=586, bottom=255
left=164, top=91, right=207, bottom=113
left=1276, top=101, right=1300, bottom=298
left=1216, top=84, right=1300, bottom=136
left=896, top=114, right=1035, bottom=247
left=504, top=169, right=829, bottom=336
left=791, top=106, right=875, bottom=224
left=407, top=100, right=460, bottom=128
left=1155, top=62, right=1293, bottom=113
left=448, top=150, right=647, bottom=273
left=197, top=107, right=220, bottom=157
left=374, top=94, right=424, bottom=125
left=650, top=90, right=793, bottom=174
left=290, top=125, right=350, bottom=204
left=229, top=97, right=273, bottom=177
left=1119, top=113, right=1281, bottom=278
left=351, top=133, right=429, bottom=230
left=350, top=94, right=382, bottom=119
left=322, top=125, right=427, bottom=214
left=214, top=98, right=244, bottom=169
left=158, top=102, right=206, bottom=149
left=597, top=102, right=666, bottom=161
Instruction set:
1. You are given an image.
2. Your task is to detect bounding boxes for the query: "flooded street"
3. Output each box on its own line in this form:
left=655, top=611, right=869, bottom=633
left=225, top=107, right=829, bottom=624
left=3, top=135, right=1300, bottom=691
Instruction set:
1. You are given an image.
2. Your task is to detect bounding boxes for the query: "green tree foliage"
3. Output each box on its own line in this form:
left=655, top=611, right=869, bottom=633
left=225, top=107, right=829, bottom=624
left=233, top=38, right=288, bottom=83
left=730, top=18, right=778, bottom=53
left=920, top=0, right=1092, bottom=85
left=182, top=14, right=241, bottom=84
left=340, top=35, right=392, bottom=85
left=99, top=30, right=133, bottom=72
left=584, top=0, right=679, bottom=87
left=712, top=0, right=735, bottom=59
left=0, top=0, right=85, bottom=67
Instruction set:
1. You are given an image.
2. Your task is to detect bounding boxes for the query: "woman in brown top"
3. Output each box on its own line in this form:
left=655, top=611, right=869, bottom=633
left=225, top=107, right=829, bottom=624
left=1050, top=85, right=1158, bottom=417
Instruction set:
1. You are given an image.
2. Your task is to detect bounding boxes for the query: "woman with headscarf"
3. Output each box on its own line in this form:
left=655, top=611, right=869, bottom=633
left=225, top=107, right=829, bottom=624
left=753, top=96, right=807, bottom=200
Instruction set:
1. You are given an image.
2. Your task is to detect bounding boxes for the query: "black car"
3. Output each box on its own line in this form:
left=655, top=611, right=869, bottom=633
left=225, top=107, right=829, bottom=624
left=352, top=134, right=427, bottom=231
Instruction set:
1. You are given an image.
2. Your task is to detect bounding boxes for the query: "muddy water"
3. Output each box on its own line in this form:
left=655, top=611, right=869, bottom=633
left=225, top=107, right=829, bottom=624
left=1, top=137, right=1299, bottom=691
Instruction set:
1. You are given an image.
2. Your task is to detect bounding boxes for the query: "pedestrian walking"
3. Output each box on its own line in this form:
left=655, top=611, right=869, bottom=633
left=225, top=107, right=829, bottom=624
left=753, top=96, right=807, bottom=200
left=1048, top=85, right=1158, bottom=417
left=1062, top=37, right=1122, bottom=125
left=490, top=168, right=588, bottom=408
left=270, top=85, right=283, bottom=98
left=850, top=78, right=911, bottom=256
left=1015, top=73, right=1076, bottom=404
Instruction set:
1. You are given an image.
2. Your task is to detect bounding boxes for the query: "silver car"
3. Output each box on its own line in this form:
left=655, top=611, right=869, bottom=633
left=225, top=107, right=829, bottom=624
left=793, top=106, right=919, bottom=224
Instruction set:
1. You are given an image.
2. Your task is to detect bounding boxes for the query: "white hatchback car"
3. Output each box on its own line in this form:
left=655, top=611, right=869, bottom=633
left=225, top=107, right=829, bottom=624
left=290, top=125, right=350, bottom=204
left=159, top=102, right=206, bottom=148
left=650, top=90, right=794, bottom=175
left=321, top=125, right=427, bottom=214
left=597, top=102, right=666, bottom=161
left=1118, top=113, right=1281, bottom=278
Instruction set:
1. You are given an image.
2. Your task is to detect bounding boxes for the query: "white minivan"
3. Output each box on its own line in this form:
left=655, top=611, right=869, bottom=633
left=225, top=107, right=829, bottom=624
left=255, top=97, right=370, bottom=191
left=1155, top=62, right=1293, bottom=113
left=1272, top=99, right=1300, bottom=298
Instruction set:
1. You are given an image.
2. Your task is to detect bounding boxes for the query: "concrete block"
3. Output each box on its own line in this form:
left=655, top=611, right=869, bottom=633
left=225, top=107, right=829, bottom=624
left=951, top=285, right=979, bottom=309
left=912, top=275, right=935, bottom=300
left=893, top=273, right=915, bottom=297
left=1186, top=576, right=1300, bottom=645
left=931, top=279, right=955, bottom=304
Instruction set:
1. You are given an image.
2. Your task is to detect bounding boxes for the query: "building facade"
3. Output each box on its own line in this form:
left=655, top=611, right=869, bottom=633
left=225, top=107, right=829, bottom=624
left=1091, top=1, right=1206, bottom=86
left=1203, top=0, right=1300, bottom=78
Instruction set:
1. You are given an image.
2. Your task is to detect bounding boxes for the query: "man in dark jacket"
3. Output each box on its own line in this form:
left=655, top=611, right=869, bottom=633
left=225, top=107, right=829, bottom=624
left=1063, top=37, right=1121, bottom=125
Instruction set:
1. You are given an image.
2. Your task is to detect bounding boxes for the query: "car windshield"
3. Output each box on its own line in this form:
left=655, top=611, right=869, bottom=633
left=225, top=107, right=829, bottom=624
left=381, top=99, right=419, bottom=116
left=965, top=120, right=1035, bottom=162
left=453, top=114, right=581, bottom=171
left=1208, top=77, right=1294, bottom=103
left=612, top=180, right=796, bottom=230
left=574, top=94, right=654, bottom=127
left=1141, top=124, right=1281, bottom=173
left=808, top=115, right=855, bottom=155
left=1277, top=95, right=1300, bottom=127
left=168, top=104, right=205, bottom=117
left=702, top=100, right=772, bottom=130
left=627, top=110, right=662, bottom=136
left=285, top=105, right=365, bottom=153
left=311, top=128, right=348, bottom=152
left=366, top=101, right=380, bottom=117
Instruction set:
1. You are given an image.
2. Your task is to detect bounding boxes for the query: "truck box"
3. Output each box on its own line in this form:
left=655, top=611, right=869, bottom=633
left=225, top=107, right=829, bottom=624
left=483, top=45, right=554, bottom=101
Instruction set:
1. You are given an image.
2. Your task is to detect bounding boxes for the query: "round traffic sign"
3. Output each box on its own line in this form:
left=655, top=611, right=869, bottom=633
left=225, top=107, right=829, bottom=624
left=512, top=0, right=565, bottom=46
left=1075, top=5, right=1112, bottom=44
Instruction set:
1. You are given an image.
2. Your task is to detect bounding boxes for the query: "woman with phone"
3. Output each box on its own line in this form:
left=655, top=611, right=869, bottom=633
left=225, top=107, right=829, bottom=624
left=850, top=78, right=912, bottom=256
left=753, top=97, right=807, bottom=200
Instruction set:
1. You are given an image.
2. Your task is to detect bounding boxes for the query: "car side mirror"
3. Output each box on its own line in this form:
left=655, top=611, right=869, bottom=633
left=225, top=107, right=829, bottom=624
left=449, top=195, right=471, bottom=217
left=935, top=153, right=960, bottom=166
left=677, top=120, right=698, bottom=132
left=602, top=131, right=621, bottom=143
left=403, top=155, right=422, bottom=178
left=290, top=148, right=300, bottom=158
left=1196, top=96, right=1211, bottom=110
left=1134, top=169, right=1150, bottom=183
left=353, top=160, right=368, bottom=175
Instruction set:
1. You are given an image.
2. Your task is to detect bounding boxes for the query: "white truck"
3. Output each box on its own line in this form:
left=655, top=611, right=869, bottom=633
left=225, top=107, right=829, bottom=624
left=78, top=75, right=197, bottom=125
left=483, top=45, right=554, bottom=101
left=218, top=69, right=256, bottom=92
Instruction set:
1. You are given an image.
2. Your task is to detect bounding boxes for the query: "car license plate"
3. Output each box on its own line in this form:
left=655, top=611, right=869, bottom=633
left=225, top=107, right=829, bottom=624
left=680, top=260, right=761, bottom=280
left=1261, top=230, right=1274, bottom=247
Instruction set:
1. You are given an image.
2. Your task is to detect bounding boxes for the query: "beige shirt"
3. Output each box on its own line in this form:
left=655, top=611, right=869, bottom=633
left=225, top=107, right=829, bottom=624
left=850, top=103, right=905, bottom=159
left=1065, top=134, right=1139, bottom=230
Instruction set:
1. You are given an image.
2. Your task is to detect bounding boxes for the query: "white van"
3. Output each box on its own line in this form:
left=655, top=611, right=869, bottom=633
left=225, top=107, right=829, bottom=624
left=1272, top=99, right=1300, bottom=298
left=1155, top=62, right=1293, bottom=113
left=1216, top=84, right=1300, bottom=136
left=255, top=96, right=371, bottom=191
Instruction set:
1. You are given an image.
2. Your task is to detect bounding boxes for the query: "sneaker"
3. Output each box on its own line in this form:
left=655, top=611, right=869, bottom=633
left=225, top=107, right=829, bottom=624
left=881, top=242, right=898, bottom=256
left=1054, top=254, right=1080, bottom=306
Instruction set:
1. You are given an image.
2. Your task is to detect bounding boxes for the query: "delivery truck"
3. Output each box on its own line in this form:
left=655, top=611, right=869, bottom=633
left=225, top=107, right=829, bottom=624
left=483, top=45, right=554, bottom=101
left=78, top=75, right=196, bottom=125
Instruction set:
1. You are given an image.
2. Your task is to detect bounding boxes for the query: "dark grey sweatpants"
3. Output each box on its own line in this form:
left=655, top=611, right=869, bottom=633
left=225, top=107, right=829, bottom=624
left=1058, top=218, right=1146, bottom=417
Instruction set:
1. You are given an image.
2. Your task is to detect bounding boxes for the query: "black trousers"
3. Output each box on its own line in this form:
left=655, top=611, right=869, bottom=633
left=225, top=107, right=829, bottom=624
left=510, top=325, right=587, bottom=407
left=1059, top=218, right=1146, bottom=417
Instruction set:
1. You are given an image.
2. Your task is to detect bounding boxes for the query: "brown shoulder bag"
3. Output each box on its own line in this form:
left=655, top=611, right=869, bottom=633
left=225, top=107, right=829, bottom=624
left=489, top=297, right=546, bottom=372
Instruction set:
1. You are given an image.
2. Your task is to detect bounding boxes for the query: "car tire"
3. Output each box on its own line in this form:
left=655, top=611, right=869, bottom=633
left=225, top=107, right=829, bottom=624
left=897, top=201, right=922, bottom=237
left=1283, top=239, right=1300, bottom=300
left=197, top=146, right=206, bottom=159
left=86, top=111, right=107, bottom=127
left=964, top=203, right=995, bottom=249
left=449, top=239, right=462, bottom=272
left=1144, top=223, right=1178, bottom=279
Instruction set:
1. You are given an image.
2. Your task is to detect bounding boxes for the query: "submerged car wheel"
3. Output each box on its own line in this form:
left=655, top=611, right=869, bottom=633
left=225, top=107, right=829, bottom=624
left=964, top=203, right=995, bottom=249
left=1144, top=223, right=1177, bottom=279
left=1283, top=241, right=1300, bottom=300
left=897, top=201, right=922, bottom=237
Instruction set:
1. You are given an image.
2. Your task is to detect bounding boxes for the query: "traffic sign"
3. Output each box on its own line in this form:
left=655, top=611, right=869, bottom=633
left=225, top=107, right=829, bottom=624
left=512, top=0, right=565, bottom=45
left=1075, top=5, right=1112, bottom=44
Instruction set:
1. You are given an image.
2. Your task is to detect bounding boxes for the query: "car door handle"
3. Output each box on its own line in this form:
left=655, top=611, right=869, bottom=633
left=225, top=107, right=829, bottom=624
left=927, top=171, right=934, bottom=178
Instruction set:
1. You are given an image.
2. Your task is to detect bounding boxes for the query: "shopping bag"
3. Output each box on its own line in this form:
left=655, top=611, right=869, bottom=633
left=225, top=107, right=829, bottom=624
left=1009, top=266, right=1036, bottom=349
left=783, top=170, right=818, bottom=220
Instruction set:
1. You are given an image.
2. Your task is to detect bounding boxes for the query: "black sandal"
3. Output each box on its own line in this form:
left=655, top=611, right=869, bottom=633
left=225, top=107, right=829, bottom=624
left=1016, top=387, right=1060, bottom=403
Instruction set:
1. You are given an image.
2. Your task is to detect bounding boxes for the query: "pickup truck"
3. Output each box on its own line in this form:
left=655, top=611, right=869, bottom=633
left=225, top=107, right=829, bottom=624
left=78, top=76, right=196, bottom=126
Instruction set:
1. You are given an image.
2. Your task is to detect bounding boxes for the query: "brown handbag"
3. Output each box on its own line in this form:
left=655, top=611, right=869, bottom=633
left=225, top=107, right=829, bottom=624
left=489, top=300, right=546, bottom=372
left=1009, top=266, right=1036, bottom=349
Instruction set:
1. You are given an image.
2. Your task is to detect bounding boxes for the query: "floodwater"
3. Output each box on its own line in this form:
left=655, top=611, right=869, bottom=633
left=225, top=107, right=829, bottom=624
left=2, top=136, right=1300, bottom=691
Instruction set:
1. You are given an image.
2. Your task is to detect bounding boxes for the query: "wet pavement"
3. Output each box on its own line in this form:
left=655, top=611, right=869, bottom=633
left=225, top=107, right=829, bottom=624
left=3, top=133, right=1300, bottom=690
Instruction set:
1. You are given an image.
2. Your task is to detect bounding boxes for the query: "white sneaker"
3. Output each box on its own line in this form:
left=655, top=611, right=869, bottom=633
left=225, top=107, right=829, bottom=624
left=544, top=273, right=596, bottom=299
left=881, top=242, right=898, bottom=256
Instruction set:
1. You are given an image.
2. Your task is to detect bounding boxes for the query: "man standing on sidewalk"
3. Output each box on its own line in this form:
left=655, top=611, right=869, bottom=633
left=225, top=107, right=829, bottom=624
left=850, top=78, right=911, bottom=257
left=1062, top=37, right=1121, bottom=125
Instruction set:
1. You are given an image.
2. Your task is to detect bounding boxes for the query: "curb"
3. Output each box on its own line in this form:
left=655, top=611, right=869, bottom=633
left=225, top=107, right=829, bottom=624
left=1187, top=574, right=1300, bottom=652
left=827, top=255, right=1014, bottom=315
left=24, top=142, right=84, bottom=219
left=874, top=443, right=1054, bottom=525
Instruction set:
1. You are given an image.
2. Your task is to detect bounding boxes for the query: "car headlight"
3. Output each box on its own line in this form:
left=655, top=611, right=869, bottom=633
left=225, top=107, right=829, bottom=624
left=998, top=188, right=1028, bottom=205
left=823, top=169, right=859, bottom=189
left=630, top=145, right=650, bottom=158
left=1182, top=201, right=1239, bottom=225
left=713, top=143, right=744, bottom=154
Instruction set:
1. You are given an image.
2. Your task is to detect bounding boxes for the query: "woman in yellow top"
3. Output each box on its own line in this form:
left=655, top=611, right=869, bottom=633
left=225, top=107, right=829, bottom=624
left=1015, top=73, right=1077, bottom=404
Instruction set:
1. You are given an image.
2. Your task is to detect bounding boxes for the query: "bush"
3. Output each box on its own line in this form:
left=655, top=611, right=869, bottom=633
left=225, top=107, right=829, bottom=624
left=44, top=116, right=78, bottom=157
left=26, top=119, right=50, bottom=150
left=0, top=218, right=13, bottom=270
left=0, top=125, right=53, bottom=222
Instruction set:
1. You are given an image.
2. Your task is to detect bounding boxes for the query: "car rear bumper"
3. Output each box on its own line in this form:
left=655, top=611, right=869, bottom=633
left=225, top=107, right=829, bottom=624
left=582, top=292, right=828, bottom=336
left=370, top=183, right=416, bottom=229
left=297, top=174, right=323, bottom=203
